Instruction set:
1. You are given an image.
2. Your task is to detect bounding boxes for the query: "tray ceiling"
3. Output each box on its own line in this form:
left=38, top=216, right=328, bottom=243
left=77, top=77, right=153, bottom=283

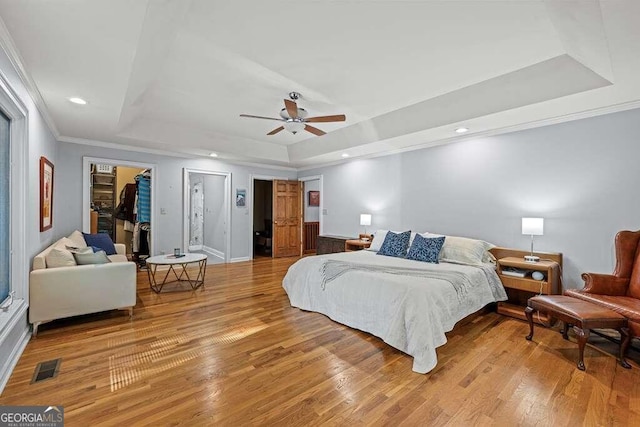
left=0, top=0, right=638, bottom=168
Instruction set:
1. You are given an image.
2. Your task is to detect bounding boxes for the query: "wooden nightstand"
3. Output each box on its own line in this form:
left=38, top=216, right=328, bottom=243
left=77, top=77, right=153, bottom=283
left=496, top=255, right=562, bottom=325
left=345, top=239, right=371, bottom=252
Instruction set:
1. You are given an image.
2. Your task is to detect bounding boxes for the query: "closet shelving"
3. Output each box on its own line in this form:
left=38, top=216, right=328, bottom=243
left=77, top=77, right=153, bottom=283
left=91, top=165, right=117, bottom=240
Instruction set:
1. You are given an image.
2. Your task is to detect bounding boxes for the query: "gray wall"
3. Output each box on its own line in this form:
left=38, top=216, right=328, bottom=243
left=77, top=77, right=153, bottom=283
left=54, top=142, right=296, bottom=260
left=300, top=108, right=640, bottom=289
left=203, top=174, right=226, bottom=254
left=304, top=179, right=320, bottom=222
left=0, top=45, right=58, bottom=389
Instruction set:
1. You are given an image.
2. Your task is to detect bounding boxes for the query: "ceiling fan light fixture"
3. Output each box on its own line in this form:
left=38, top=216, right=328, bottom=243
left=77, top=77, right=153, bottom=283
left=455, top=127, right=469, bottom=134
left=209, top=152, right=218, bottom=157
left=283, top=120, right=305, bottom=134
left=341, top=153, right=350, bottom=158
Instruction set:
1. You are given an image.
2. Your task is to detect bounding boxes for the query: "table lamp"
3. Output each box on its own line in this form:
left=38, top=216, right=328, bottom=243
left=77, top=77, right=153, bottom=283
left=360, top=214, right=372, bottom=239
left=522, top=217, right=544, bottom=262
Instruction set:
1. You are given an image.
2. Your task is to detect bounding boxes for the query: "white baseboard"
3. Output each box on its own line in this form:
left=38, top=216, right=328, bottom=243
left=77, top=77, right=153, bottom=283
left=203, top=245, right=225, bottom=261
left=230, top=256, right=250, bottom=263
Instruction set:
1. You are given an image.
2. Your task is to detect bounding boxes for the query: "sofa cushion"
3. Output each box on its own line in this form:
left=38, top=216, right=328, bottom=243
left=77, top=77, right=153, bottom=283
left=82, top=232, right=117, bottom=255
left=45, top=238, right=78, bottom=268
left=73, top=250, right=111, bottom=265
left=68, top=230, right=88, bottom=248
left=108, top=254, right=129, bottom=263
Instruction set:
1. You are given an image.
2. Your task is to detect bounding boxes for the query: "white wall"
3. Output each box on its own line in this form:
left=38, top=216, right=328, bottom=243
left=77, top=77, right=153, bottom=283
left=54, top=142, right=296, bottom=261
left=303, top=179, right=320, bottom=222
left=300, top=108, right=640, bottom=289
left=203, top=174, right=226, bottom=254
left=0, top=46, right=58, bottom=391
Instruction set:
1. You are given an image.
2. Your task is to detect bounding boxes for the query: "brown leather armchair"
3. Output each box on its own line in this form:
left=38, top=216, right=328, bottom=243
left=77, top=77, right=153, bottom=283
left=565, top=230, right=640, bottom=338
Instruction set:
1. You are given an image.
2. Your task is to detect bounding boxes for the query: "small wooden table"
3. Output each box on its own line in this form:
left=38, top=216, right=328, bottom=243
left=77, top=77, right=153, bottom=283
left=345, top=239, right=371, bottom=251
left=525, top=295, right=631, bottom=371
left=145, top=253, right=207, bottom=293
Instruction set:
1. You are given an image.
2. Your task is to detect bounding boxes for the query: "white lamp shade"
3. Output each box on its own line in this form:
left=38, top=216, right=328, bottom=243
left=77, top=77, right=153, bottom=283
left=360, top=214, right=372, bottom=226
left=522, top=217, right=544, bottom=236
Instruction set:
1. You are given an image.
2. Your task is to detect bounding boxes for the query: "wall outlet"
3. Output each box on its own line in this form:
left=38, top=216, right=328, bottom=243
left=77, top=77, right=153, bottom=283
left=322, top=209, right=328, bottom=215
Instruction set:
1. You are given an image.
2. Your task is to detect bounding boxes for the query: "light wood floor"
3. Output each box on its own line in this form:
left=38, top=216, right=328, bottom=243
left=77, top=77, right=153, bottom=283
left=2, top=256, right=640, bottom=426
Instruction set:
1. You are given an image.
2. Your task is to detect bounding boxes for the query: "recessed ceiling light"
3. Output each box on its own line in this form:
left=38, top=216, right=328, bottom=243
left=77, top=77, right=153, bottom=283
left=209, top=152, right=218, bottom=157
left=341, top=153, right=350, bottom=158
left=68, top=97, right=87, bottom=105
left=455, top=127, right=469, bottom=134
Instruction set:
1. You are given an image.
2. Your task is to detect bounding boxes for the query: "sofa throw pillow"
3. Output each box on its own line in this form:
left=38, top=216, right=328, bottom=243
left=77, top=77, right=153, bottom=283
left=73, top=250, right=111, bottom=265
left=68, top=230, right=88, bottom=248
left=406, top=234, right=445, bottom=263
left=45, top=246, right=77, bottom=268
left=377, top=231, right=411, bottom=258
left=82, top=232, right=117, bottom=255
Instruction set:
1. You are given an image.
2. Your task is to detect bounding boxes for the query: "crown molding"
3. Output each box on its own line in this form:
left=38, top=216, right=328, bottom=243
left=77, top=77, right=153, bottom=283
left=0, top=15, right=60, bottom=139
left=58, top=135, right=298, bottom=172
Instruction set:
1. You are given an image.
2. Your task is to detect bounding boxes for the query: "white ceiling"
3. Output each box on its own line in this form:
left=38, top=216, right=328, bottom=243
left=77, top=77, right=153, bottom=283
left=0, top=0, right=639, bottom=168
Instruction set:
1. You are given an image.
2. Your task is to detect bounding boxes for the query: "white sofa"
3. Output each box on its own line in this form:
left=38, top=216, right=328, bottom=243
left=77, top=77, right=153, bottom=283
left=29, top=231, right=137, bottom=336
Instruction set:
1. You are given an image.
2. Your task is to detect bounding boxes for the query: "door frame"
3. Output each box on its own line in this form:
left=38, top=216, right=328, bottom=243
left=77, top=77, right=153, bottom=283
left=82, top=156, right=157, bottom=255
left=298, top=175, right=324, bottom=236
left=183, top=168, right=232, bottom=263
left=249, top=174, right=289, bottom=260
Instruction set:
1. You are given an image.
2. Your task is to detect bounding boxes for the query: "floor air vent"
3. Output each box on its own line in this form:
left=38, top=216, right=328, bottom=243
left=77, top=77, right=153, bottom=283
left=31, top=358, right=61, bottom=383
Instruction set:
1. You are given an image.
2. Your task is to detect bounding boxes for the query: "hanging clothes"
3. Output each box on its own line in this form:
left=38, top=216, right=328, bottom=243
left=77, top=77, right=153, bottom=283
left=135, top=172, right=151, bottom=223
left=115, top=183, right=137, bottom=222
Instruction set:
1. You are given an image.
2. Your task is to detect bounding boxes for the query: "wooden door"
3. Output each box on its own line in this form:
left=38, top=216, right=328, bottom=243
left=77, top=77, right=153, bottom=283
left=273, top=180, right=302, bottom=258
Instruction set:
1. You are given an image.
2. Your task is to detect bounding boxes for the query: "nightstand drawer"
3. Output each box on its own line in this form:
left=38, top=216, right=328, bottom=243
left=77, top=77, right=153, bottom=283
left=498, top=275, right=551, bottom=294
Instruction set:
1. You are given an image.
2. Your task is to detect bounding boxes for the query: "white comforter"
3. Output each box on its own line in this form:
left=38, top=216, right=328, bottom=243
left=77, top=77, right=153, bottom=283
left=282, top=251, right=507, bottom=373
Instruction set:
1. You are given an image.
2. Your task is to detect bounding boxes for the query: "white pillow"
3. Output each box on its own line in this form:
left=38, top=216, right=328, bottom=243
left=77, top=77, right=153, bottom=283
left=45, top=243, right=77, bottom=268
left=367, top=229, right=389, bottom=252
left=438, top=235, right=495, bottom=265
left=68, top=230, right=88, bottom=248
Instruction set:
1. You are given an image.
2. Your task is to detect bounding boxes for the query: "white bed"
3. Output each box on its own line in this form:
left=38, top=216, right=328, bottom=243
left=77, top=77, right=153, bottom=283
left=282, top=250, right=507, bottom=373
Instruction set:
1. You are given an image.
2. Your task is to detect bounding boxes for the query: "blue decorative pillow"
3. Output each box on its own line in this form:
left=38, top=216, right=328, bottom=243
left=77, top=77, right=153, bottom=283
left=82, top=232, right=117, bottom=255
left=377, top=231, right=411, bottom=258
left=406, top=234, right=446, bottom=263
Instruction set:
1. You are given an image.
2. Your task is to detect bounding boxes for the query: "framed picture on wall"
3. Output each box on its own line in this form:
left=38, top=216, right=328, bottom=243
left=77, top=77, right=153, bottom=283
left=308, top=191, right=320, bottom=206
left=236, top=188, right=246, bottom=207
left=40, top=156, right=54, bottom=231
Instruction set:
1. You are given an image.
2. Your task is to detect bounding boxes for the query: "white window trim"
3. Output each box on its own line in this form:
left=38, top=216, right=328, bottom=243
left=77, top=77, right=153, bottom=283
left=0, top=69, right=29, bottom=335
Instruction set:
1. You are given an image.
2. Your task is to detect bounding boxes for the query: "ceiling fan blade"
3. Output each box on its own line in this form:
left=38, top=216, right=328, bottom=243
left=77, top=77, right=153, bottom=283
left=284, top=99, right=299, bottom=119
left=304, top=125, right=326, bottom=136
left=305, top=114, right=346, bottom=123
left=267, top=126, right=285, bottom=135
left=240, top=114, right=284, bottom=122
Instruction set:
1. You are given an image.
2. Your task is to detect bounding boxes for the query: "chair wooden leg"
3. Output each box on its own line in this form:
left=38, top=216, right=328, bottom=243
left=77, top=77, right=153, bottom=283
left=619, top=327, right=632, bottom=369
left=573, top=326, right=589, bottom=371
left=525, top=306, right=535, bottom=340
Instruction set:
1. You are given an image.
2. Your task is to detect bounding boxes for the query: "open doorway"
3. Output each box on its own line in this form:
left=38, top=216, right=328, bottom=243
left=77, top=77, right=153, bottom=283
left=302, top=178, right=321, bottom=254
left=183, top=169, right=231, bottom=264
left=83, top=157, right=156, bottom=267
left=253, top=180, right=273, bottom=258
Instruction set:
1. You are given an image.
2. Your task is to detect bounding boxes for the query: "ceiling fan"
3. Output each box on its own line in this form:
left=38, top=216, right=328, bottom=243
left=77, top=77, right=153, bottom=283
left=240, top=92, right=346, bottom=136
